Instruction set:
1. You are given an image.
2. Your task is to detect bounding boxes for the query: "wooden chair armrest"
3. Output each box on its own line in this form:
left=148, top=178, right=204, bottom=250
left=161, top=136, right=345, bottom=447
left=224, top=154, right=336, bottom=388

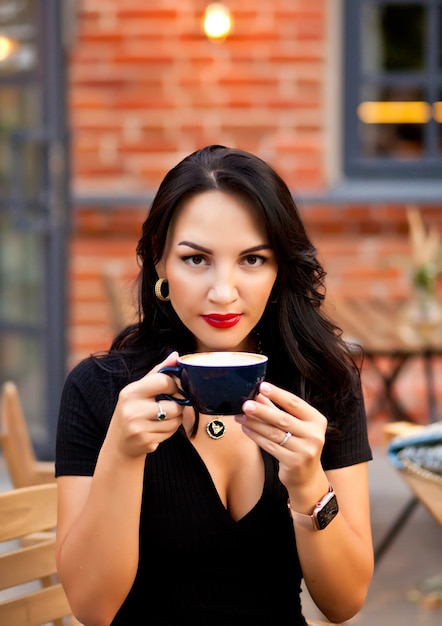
left=400, top=469, right=442, bottom=526
left=20, top=531, right=56, bottom=546
left=34, top=460, right=56, bottom=484
left=382, top=421, right=425, bottom=451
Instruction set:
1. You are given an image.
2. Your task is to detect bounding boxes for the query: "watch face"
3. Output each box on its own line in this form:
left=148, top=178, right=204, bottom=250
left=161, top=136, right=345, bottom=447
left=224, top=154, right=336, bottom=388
left=316, top=494, right=339, bottom=530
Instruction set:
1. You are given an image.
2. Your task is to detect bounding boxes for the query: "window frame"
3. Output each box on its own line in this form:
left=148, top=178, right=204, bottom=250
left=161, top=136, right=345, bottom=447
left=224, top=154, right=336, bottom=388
left=343, top=0, right=442, bottom=180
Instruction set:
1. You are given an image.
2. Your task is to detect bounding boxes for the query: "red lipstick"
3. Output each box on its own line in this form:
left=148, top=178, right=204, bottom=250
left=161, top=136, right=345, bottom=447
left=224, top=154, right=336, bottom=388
left=202, top=313, right=241, bottom=328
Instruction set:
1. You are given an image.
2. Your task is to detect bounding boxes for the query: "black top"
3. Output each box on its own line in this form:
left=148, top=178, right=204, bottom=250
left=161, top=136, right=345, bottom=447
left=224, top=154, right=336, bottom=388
left=56, top=356, right=372, bottom=625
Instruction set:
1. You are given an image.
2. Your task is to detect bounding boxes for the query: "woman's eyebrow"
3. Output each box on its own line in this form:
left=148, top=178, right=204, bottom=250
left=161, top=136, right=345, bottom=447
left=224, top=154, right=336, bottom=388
left=241, top=244, right=273, bottom=254
left=178, top=241, right=273, bottom=255
left=178, top=241, right=213, bottom=254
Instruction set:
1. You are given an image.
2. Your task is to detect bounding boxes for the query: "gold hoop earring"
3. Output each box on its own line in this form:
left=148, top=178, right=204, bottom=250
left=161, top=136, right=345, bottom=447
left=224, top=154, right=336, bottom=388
left=154, top=278, right=170, bottom=302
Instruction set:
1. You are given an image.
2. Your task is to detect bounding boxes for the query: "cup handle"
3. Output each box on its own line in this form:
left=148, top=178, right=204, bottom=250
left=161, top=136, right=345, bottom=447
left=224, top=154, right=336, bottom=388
left=157, top=366, right=191, bottom=406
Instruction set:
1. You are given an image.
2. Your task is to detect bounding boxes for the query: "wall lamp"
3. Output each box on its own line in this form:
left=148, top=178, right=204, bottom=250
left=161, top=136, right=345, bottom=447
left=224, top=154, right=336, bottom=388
left=203, top=3, right=233, bottom=42
left=0, top=34, right=17, bottom=62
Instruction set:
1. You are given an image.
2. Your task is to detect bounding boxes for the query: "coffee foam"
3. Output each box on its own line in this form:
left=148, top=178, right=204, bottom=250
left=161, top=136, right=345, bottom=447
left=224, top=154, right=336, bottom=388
left=180, top=352, right=267, bottom=367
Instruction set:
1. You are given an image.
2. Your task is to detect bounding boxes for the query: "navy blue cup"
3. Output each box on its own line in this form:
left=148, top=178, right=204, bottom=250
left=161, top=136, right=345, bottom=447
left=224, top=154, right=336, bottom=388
left=158, top=352, right=268, bottom=415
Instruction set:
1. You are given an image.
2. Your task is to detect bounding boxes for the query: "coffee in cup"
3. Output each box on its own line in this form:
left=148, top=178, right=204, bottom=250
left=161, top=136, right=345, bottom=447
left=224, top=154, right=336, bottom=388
left=158, top=351, right=268, bottom=415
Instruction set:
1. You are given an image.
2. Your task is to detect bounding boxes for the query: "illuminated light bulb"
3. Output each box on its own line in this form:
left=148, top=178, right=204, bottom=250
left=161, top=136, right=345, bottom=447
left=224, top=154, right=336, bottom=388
left=0, top=35, right=16, bottom=62
left=203, top=3, right=232, bottom=42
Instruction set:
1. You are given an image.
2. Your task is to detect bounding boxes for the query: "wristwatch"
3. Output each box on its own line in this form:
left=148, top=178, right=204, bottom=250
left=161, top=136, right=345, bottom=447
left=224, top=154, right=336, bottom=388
left=287, top=484, right=339, bottom=530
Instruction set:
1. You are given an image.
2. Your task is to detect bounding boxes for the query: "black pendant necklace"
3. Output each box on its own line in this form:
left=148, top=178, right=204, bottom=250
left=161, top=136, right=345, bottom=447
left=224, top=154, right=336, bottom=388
left=206, top=417, right=226, bottom=439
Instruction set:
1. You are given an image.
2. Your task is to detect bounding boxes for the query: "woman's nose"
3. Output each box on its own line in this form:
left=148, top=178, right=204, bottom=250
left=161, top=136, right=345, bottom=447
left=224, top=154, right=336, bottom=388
left=208, top=269, right=238, bottom=303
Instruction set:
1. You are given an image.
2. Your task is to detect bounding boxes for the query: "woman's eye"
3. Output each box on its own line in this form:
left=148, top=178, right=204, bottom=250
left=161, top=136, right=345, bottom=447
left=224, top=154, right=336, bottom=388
left=183, top=254, right=207, bottom=266
left=242, top=254, right=265, bottom=266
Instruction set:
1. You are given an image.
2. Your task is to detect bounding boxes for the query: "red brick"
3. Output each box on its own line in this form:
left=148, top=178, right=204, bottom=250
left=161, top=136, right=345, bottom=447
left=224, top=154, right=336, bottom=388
left=66, top=0, right=437, bottom=365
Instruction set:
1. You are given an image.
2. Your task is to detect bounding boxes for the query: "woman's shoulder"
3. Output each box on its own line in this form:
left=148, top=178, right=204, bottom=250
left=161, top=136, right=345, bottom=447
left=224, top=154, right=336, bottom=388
left=59, top=353, right=149, bottom=435
left=62, top=351, right=150, bottom=406
left=74, top=351, right=133, bottom=372
left=66, top=353, right=131, bottom=386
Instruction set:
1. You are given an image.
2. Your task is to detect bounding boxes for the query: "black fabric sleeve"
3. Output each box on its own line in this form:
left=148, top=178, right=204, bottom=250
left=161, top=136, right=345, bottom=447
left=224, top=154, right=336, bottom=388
left=321, top=379, right=372, bottom=470
left=55, top=357, right=126, bottom=477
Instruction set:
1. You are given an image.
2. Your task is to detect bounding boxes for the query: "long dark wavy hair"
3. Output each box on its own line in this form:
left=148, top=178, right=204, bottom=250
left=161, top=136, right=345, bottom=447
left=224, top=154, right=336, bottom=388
left=105, top=145, right=363, bottom=431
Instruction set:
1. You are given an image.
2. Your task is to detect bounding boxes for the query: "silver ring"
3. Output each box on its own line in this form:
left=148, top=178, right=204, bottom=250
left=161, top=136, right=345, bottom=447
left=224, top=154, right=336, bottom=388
left=279, top=431, right=292, bottom=446
left=157, top=402, right=167, bottom=420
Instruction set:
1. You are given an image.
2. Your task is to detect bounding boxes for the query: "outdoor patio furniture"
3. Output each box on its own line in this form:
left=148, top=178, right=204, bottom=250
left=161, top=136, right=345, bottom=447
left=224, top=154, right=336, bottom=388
left=0, top=381, right=55, bottom=488
left=0, top=482, right=80, bottom=625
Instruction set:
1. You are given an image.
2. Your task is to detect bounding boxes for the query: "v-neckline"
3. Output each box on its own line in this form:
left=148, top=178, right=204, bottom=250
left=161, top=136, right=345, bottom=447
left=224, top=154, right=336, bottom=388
left=177, top=425, right=273, bottom=524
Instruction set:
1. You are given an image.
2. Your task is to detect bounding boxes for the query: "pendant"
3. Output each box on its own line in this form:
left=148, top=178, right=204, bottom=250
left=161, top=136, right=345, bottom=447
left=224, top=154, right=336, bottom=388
left=206, top=418, right=226, bottom=439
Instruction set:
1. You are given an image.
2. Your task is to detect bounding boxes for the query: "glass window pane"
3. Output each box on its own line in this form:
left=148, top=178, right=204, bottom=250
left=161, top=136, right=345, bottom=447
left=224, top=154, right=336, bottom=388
left=358, top=84, right=427, bottom=157
left=0, top=0, right=37, bottom=74
left=0, top=330, right=45, bottom=443
left=0, top=85, right=42, bottom=195
left=0, top=214, right=44, bottom=325
left=362, top=4, right=425, bottom=73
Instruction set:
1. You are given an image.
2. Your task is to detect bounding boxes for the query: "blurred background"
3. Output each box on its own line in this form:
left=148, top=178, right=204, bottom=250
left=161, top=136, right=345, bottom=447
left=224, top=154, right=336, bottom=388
left=0, top=2, right=441, bottom=622
left=2, top=0, right=442, bottom=456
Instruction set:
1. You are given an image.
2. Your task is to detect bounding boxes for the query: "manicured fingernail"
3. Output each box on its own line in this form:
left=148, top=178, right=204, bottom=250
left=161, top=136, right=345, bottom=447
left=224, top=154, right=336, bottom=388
left=260, top=382, right=272, bottom=394
left=243, top=400, right=256, bottom=412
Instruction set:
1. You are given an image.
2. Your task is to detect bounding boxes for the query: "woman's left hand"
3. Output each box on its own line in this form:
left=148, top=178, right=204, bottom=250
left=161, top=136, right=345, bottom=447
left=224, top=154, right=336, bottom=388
left=235, top=381, right=328, bottom=494
left=236, top=382, right=374, bottom=624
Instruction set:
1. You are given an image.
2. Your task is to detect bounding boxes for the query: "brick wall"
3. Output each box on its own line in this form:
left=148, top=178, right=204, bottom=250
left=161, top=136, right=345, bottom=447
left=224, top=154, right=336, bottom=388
left=70, top=0, right=326, bottom=194
left=67, top=1, right=442, bottom=366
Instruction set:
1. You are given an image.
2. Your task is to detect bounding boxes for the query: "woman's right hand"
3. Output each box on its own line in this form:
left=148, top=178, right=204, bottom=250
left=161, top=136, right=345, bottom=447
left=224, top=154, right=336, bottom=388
left=107, top=351, right=185, bottom=458
left=56, top=352, right=184, bottom=625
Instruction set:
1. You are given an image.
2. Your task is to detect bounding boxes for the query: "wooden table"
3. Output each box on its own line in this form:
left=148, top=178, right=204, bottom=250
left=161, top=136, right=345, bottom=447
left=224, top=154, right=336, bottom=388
left=325, top=298, right=442, bottom=423
left=325, top=300, right=442, bottom=564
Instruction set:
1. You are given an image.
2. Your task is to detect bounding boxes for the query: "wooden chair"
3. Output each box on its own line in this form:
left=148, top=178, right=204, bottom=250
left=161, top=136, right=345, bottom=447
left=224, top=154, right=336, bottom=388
left=384, top=421, right=442, bottom=526
left=399, top=463, right=442, bottom=525
left=0, top=381, right=55, bottom=488
left=0, top=482, right=80, bottom=625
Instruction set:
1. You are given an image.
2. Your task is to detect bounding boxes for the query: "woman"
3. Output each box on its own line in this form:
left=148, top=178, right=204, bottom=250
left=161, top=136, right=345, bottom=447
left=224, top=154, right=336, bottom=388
left=55, top=145, right=373, bottom=626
